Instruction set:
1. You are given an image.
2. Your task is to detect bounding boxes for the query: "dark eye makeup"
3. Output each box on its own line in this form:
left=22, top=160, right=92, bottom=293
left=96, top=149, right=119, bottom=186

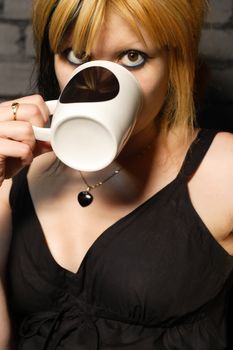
left=61, top=48, right=150, bottom=70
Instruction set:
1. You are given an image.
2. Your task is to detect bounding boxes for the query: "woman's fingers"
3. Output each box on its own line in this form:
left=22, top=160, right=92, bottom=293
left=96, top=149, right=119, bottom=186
left=0, top=103, right=48, bottom=126
left=0, top=120, right=36, bottom=149
left=0, top=137, right=33, bottom=164
left=0, top=94, right=52, bottom=155
left=0, top=95, right=53, bottom=183
left=1, top=94, right=50, bottom=120
left=0, top=138, right=34, bottom=184
left=0, top=95, right=49, bottom=123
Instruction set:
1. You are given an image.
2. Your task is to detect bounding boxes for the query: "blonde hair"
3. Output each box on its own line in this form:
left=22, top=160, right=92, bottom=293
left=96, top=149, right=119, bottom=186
left=32, top=0, right=209, bottom=137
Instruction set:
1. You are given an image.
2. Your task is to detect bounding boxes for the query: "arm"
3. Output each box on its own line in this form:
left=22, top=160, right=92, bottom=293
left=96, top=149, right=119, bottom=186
left=0, top=179, right=13, bottom=349
left=0, top=95, right=51, bottom=349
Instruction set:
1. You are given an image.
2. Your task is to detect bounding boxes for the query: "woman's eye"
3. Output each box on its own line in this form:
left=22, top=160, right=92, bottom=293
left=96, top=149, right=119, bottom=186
left=120, top=50, right=148, bottom=69
left=64, top=49, right=87, bottom=65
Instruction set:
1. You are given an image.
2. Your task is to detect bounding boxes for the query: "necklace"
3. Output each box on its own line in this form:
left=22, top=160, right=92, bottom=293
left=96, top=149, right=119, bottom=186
left=78, top=168, right=121, bottom=207
left=77, top=143, right=152, bottom=207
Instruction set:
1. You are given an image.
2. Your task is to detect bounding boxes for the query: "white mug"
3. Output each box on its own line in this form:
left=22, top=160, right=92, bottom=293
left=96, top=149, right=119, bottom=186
left=33, top=60, right=142, bottom=171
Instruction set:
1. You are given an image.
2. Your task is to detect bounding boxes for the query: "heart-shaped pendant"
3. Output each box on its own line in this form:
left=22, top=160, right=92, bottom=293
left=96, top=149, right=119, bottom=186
left=77, top=191, right=93, bottom=207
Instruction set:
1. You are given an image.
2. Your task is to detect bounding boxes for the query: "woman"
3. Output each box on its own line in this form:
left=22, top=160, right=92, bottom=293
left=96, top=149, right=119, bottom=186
left=0, top=0, right=233, bottom=349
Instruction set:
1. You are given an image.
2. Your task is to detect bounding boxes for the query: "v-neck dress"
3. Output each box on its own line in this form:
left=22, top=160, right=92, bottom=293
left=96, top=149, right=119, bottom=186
left=7, top=129, right=233, bottom=349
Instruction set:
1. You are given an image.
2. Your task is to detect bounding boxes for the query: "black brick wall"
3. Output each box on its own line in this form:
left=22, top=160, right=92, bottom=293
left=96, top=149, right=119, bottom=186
left=0, top=0, right=232, bottom=131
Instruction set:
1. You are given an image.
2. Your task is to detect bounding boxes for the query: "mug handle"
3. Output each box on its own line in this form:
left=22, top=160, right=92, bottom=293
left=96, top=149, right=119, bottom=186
left=32, top=100, right=57, bottom=142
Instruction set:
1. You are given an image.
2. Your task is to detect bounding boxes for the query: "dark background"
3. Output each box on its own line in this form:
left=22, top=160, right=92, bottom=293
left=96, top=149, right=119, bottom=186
left=0, top=0, right=232, bottom=132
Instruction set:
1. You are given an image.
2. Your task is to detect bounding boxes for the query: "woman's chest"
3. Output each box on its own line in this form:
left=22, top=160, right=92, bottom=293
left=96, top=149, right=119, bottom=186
left=9, top=189, right=232, bottom=325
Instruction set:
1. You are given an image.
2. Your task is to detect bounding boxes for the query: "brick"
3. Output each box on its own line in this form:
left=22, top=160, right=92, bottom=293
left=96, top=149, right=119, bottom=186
left=206, top=0, right=233, bottom=24
left=26, top=25, right=35, bottom=58
left=3, top=0, right=32, bottom=20
left=0, top=23, right=19, bottom=55
left=200, top=29, right=233, bottom=61
left=0, top=0, right=4, bottom=12
left=0, top=0, right=232, bottom=119
left=0, top=61, right=35, bottom=96
left=207, top=67, right=233, bottom=101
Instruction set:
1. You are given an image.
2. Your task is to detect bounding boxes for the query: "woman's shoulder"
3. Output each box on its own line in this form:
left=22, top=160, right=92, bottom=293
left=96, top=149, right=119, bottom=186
left=209, top=130, right=233, bottom=197
left=207, top=130, right=233, bottom=176
left=200, top=130, right=233, bottom=203
left=211, top=130, right=233, bottom=152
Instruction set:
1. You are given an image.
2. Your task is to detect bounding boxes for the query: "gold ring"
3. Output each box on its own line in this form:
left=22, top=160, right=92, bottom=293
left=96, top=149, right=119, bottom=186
left=11, top=102, right=19, bottom=121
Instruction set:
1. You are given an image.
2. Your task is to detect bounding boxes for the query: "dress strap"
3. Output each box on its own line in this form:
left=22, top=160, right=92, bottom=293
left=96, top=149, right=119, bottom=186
left=9, top=166, right=29, bottom=211
left=178, top=129, right=219, bottom=181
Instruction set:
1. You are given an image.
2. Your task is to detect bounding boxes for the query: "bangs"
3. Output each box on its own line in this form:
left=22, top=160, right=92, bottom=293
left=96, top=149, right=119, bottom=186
left=48, top=0, right=192, bottom=57
left=48, top=0, right=207, bottom=63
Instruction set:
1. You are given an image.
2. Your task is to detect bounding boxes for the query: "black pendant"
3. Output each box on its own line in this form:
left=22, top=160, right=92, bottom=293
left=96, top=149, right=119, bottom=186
left=77, top=191, right=93, bottom=207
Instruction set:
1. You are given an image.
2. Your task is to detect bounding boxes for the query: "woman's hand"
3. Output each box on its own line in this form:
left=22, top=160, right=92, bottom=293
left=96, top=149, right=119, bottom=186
left=0, top=95, right=52, bottom=186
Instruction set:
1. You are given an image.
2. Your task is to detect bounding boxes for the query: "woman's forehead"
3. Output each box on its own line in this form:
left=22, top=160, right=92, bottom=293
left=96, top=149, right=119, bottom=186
left=70, top=9, right=154, bottom=54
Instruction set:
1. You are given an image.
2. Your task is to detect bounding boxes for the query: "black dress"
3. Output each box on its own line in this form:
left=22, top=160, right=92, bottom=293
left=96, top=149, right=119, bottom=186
left=7, top=129, right=233, bottom=349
